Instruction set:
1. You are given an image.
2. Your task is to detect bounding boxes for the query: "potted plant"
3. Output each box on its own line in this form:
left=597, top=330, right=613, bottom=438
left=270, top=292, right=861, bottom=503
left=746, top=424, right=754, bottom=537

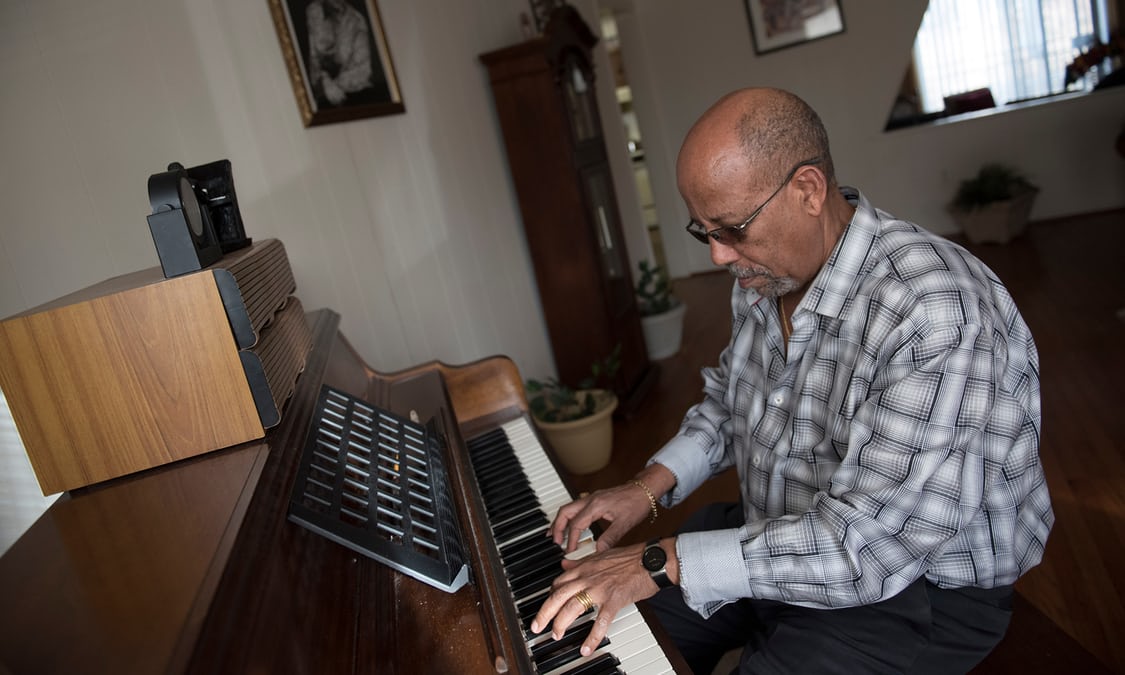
left=636, top=260, right=687, bottom=360
left=948, top=163, right=1039, bottom=244
left=526, top=346, right=620, bottom=474
left=1063, top=33, right=1125, bottom=89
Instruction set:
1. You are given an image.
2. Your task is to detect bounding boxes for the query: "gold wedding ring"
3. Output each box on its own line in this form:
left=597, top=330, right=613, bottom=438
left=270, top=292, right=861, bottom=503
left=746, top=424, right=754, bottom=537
left=574, top=589, right=595, bottom=612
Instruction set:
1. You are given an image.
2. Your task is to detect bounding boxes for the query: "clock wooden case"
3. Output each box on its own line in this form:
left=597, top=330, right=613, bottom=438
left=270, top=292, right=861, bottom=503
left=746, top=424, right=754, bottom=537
left=480, top=6, right=653, bottom=412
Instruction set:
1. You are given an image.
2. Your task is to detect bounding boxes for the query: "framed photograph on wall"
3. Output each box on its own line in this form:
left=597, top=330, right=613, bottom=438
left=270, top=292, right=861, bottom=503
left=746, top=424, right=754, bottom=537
left=268, top=0, right=404, bottom=127
left=744, top=0, right=846, bottom=55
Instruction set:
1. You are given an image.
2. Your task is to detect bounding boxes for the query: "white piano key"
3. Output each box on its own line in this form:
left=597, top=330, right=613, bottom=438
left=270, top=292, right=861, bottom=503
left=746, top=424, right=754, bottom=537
left=564, top=537, right=597, bottom=561
left=604, top=609, right=673, bottom=673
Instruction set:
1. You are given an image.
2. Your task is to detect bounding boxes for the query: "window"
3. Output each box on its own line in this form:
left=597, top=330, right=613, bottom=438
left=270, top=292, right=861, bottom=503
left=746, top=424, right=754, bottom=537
left=887, top=0, right=1116, bottom=129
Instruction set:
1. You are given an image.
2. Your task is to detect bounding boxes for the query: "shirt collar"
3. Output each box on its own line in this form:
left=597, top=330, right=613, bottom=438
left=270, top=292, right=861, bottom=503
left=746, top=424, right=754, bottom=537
left=801, top=186, right=881, bottom=321
left=733, top=186, right=881, bottom=321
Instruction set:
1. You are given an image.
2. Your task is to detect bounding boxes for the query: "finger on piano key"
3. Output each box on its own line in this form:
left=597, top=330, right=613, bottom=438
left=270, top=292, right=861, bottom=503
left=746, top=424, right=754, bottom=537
left=542, top=610, right=638, bottom=675
left=564, top=537, right=597, bottom=561
left=527, top=610, right=595, bottom=652
left=534, top=626, right=609, bottom=672
left=540, top=604, right=674, bottom=675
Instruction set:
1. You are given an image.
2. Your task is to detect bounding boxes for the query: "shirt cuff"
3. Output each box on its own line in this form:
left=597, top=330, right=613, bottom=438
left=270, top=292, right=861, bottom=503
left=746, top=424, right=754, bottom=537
left=676, top=528, right=752, bottom=617
left=647, top=436, right=712, bottom=507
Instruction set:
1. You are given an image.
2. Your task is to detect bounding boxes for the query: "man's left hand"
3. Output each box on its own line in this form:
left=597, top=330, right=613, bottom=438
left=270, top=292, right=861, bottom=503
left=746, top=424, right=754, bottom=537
left=529, top=541, right=673, bottom=658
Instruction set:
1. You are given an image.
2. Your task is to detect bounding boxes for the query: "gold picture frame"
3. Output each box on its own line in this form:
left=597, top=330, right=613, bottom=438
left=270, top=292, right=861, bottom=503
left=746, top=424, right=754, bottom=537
left=268, top=0, right=405, bottom=126
left=744, top=0, right=846, bottom=55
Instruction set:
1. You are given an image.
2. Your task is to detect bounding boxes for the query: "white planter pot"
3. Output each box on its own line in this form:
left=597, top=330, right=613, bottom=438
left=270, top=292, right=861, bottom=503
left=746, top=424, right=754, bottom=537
left=641, top=302, right=687, bottom=360
left=949, top=188, right=1038, bottom=244
left=535, top=390, right=617, bottom=475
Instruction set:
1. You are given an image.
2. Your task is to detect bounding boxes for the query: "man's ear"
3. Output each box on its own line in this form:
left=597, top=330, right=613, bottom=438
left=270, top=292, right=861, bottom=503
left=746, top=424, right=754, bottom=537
left=793, top=165, right=828, bottom=216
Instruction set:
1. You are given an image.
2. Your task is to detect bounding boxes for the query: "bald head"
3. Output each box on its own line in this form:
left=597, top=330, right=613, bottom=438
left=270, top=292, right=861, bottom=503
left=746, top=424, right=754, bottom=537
left=678, top=88, right=835, bottom=191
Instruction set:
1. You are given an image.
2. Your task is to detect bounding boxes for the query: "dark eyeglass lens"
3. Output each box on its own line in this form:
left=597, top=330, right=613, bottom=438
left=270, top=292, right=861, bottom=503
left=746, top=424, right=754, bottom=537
left=712, top=228, right=740, bottom=245
left=687, top=223, right=742, bottom=245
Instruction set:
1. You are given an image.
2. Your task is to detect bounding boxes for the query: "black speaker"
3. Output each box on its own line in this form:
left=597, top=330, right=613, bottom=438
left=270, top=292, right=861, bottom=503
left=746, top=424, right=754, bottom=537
left=184, top=159, right=251, bottom=254
left=147, top=162, right=223, bottom=278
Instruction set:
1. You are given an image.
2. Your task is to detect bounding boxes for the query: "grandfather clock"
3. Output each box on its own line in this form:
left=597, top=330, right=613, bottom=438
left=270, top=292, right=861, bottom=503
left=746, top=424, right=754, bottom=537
left=480, top=6, right=654, bottom=413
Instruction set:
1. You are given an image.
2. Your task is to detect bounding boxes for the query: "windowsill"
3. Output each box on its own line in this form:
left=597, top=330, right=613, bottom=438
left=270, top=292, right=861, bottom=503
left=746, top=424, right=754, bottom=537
left=883, top=85, right=1114, bottom=132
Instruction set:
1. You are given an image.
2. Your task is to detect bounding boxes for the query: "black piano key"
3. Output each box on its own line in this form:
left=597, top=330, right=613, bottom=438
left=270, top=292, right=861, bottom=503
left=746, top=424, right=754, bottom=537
left=558, top=653, right=623, bottom=675
left=530, top=616, right=596, bottom=657
left=478, top=464, right=530, bottom=490
left=489, top=504, right=537, bottom=530
left=501, top=532, right=557, bottom=560
left=504, top=544, right=563, bottom=579
left=479, top=473, right=527, bottom=494
left=481, top=479, right=534, bottom=505
left=474, top=454, right=524, bottom=481
left=486, top=496, right=539, bottom=526
left=505, top=538, right=561, bottom=567
left=500, top=527, right=551, bottom=559
left=470, top=441, right=520, bottom=466
left=486, top=490, right=542, bottom=522
left=531, top=620, right=593, bottom=662
left=466, top=428, right=507, bottom=451
left=517, top=589, right=551, bottom=621
left=483, top=484, right=537, bottom=508
left=480, top=475, right=532, bottom=500
left=508, top=556, right=563, bottom=595
left=510, top=563, right=562, bottom=599
left=483, top=489, right=536, bottom=517
left=492, top=510, right=549, bottom=543
left=536, top=635, right=611, bottom=673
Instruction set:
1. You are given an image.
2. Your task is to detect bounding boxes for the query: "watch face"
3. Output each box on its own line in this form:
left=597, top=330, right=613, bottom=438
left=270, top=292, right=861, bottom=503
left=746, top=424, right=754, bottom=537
left=642, top=543, right=667, bottom=571
left=178, top=177, right=205, bottom=238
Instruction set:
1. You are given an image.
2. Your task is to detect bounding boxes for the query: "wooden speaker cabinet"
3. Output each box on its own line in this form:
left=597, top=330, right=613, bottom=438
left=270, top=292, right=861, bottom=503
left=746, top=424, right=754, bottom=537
left=0, top=239, right=311, bottom=495
left=480, top=6, right=653, bottom=412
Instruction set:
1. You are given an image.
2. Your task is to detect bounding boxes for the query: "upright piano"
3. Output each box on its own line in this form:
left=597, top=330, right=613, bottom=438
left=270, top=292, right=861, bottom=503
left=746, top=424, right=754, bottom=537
left=0, top=307, right=685, bottom=674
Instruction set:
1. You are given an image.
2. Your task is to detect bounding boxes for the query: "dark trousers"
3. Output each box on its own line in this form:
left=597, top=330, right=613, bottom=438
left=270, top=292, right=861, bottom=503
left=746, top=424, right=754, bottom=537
left=646, top=503, right=1013, bottom=674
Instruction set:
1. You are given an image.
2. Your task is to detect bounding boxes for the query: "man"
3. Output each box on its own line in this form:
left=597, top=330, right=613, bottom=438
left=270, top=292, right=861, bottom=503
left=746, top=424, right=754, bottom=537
left=530, top=88, right=1053, bottom=673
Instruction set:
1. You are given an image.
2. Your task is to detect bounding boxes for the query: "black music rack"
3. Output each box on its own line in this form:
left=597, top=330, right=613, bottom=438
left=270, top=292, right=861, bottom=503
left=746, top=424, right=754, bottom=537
left=287, top=385, right=469, bottom=593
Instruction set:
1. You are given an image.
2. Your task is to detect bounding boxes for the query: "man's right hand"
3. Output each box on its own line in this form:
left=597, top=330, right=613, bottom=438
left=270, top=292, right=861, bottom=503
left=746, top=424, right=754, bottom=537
left=550, top=464, right=676, bottom=553
left=551, top=483, right=650, bottom=553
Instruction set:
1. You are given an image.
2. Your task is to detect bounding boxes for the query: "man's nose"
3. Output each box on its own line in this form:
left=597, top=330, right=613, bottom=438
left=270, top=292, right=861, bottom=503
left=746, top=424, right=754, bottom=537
left=709, top=238, right=740, bottom=267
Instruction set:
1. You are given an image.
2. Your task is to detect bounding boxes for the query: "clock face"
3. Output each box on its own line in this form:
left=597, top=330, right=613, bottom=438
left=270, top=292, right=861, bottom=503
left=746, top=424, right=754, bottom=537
left=642, top=544, right=666, bottom=571
left=178, top=177, right=205, bottom=238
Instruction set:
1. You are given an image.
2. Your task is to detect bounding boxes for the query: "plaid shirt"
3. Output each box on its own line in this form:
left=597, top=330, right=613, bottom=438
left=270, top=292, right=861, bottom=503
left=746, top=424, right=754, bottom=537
left=652, top=188, right=1053, bottom=616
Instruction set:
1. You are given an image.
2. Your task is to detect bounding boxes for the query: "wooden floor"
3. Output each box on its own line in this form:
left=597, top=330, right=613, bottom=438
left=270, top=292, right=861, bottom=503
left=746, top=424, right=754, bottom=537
left=564, top=209, right=1125, bottom=673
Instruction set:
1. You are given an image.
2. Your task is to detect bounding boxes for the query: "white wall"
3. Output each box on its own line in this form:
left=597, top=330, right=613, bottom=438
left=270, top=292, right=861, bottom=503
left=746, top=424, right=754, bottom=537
left=0, top=0, right=554, bottom=552
left=0, top=0, right=558, bottom=375
left=612, top=0, right=1125, bottom=278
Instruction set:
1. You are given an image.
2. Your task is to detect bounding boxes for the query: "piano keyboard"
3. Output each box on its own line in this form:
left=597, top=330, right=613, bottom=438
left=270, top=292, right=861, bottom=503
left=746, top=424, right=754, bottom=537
left=468, top=418, right=675, bottom=675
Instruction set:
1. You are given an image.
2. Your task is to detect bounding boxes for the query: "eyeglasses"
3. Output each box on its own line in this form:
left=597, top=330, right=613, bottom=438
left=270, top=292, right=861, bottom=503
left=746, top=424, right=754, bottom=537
left=685, top=157, right=822, bottom=246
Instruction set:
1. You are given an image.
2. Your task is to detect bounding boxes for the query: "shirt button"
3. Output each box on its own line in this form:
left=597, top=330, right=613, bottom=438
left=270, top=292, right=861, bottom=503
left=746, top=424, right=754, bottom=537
left=773, top=394, right=784, bottom=405
left=752, top=455, right=761, bottom=466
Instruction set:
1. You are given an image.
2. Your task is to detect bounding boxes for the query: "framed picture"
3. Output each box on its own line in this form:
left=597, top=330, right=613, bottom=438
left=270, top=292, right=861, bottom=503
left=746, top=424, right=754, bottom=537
left=527, top=0, right=562, bottom=33
left=744, top=0, right=846, bottom=55
left=268, top=0, right=404, bottom=127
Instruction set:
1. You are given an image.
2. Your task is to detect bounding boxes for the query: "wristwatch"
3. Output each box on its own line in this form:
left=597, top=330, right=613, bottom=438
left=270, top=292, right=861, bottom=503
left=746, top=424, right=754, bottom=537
left=641, top=539, right=673, bottom=588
